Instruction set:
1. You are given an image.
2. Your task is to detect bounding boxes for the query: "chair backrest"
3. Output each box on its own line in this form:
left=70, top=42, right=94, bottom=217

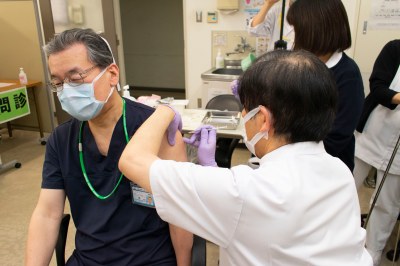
left=191, top=235, right=206, bottom=266
left=205, top=94, right=242, bottom=168
left=205, top=94, right=242, bottom=112
left=56, top=214, right=71, bottom=266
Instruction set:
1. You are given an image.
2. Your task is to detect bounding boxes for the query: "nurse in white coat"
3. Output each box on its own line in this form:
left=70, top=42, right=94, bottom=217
left=354, top=39, right=400, bottom=266
left=247, top=0, right=295, bottom=51
left=119, top=50, right=372, bottom=265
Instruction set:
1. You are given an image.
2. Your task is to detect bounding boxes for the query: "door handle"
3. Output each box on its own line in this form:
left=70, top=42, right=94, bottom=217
left=363, top=21, right=368, bottom=35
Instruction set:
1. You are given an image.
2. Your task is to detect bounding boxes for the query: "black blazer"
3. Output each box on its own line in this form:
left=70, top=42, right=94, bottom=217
left=356, top=40, right=400, bottom=133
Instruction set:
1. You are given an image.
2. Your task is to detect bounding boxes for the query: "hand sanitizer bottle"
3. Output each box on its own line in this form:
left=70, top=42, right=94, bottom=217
left=19, top=67, right=28, bottom=85
left=122, top=85, right=136, bottom=101
left=215, top=49, right=224, bottom=69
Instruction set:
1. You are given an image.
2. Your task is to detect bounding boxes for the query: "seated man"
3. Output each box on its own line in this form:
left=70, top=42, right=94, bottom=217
left=25, top=28, right=192, bottom=265
left=119, top=50, right=372, bottom=265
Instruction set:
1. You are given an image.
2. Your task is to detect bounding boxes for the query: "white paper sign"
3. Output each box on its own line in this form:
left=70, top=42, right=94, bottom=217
left=369, top=0, right=400, bottom=29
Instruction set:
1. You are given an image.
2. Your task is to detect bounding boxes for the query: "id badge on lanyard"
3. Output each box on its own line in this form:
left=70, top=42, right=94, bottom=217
left=130, top=182, right=155, bottom=208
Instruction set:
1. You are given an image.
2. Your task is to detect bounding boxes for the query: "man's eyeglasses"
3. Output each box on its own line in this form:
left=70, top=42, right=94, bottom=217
left=48, top=65, right=98, bottom=92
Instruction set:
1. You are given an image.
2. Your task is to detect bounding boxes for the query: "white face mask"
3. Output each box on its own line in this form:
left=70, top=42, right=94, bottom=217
left=243, top=106, right=269, bottom=157
left=57, top=68, right=114, bottom=121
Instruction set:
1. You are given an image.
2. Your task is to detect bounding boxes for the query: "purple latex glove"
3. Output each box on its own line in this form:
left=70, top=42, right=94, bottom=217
left=183, top=125, right=214, bottom=146
left=230, top=79, right=240, bottom=100
left=184, top=125, right=217, bottom=167
left=162, top=105, right=182, bottom=146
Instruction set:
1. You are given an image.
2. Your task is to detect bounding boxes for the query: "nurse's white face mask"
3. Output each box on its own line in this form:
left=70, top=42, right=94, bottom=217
left=242, top=106, right=269, bottom=157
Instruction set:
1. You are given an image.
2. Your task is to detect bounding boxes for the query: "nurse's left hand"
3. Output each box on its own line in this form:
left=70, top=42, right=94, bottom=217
left=230, top=79, right=240, bottom=101
left=161, top=104, right=182, bottom=146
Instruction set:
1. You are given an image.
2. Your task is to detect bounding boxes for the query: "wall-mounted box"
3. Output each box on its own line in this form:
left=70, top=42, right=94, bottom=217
left=217, top=0, right=239, bottom=10
left=207, top=12, right=218, bottom=23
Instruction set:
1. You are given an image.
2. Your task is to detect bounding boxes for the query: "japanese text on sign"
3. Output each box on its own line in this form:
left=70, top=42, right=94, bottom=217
left=0, top=87, right=30, bottom=123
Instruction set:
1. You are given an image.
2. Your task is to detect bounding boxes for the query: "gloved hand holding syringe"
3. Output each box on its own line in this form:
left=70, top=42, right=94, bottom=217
left=183, top=125, right=217, bottom=167
left=161, top=104, right=218, bottom=167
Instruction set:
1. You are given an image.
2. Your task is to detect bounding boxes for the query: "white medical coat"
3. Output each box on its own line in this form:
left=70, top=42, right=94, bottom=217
left=247, top=2, right=294, bottom=51
left=355, top=66, right=400, bottom=174
left=150, top=142, right=372, bottom=265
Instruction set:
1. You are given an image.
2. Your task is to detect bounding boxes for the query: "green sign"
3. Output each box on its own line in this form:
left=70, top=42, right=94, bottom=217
left=0, top=86, right=30, bottom=123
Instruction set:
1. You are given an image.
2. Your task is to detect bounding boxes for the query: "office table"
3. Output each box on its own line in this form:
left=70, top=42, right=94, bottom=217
left=0, top=79, right=44, bottom=142
left=0, top=80, right=43, bottom=173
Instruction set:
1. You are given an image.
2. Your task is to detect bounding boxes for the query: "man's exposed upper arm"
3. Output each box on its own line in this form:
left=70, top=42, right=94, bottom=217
left=35, top=188, right=66, bottom=218
left=158, top=132, right=187, bottom=162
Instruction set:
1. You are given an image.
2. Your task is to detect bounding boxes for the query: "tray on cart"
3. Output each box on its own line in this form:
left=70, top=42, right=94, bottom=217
left=201, top=111, right=241, bottom=130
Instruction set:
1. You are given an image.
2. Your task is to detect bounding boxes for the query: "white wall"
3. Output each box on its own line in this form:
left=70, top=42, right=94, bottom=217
left=52, top=0, right=105, bottom=34
left=342, top=0, right=359, bottom=57
left=183, top=0, right=359, bottom=108
left=183, top=0, right=250, bottom=108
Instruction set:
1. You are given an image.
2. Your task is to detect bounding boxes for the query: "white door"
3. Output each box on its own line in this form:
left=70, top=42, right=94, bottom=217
left=352, top=0, right=400, bottom=95
left=119, top=0, right=185, bottom=93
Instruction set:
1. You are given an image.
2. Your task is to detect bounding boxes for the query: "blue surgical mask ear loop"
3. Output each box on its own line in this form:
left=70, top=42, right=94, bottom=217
left=78, top=98, right=129, bottom=200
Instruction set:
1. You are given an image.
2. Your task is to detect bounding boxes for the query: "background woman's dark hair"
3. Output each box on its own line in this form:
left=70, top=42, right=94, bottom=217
left=287, top=0, right=351, bottom=56
left=44, top=28, right=113, bottom=68
left=238, top=50, right=338, bottom=143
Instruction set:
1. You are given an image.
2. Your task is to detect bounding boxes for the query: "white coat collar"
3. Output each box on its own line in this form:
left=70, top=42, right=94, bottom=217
left=325, top=51, right=343, bottom=68
left=259, top=142, right=326, bottom=166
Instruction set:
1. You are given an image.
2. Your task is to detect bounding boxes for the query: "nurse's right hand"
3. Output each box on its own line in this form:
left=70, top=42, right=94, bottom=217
left=184, top=125, right=217, bottom=167
left=198, top=127, right=217, bottom=167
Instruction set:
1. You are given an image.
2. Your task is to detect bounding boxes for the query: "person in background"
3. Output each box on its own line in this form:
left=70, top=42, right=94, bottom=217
left=287, top=0, right=364, bottom=172
left=354, top=39, right=400, bottom=266
left=25, top=28, right=192, bottom=266
left=119, top=49, right=372, bottom=265
left=247, top=0, right=295, bottom=51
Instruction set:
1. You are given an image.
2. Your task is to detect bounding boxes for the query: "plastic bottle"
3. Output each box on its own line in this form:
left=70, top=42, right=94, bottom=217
left=19, top=67, right=28, bottom=85
left=122, top=84, right=136, bottom=101
left=215, top=49, right=224, bottom=69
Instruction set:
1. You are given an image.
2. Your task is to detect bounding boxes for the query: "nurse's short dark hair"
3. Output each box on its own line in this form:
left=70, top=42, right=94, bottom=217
left=287, top=0, right=351, bottom=56
left=44, top=28, right=113, bottom=68
left=238, top=50, right=337, bottom=143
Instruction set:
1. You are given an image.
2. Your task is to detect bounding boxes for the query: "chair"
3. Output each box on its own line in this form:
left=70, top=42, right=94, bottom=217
left=206, top=94, right=242, bottom=113
left=55, top=214, right=206, bottom=266
left=191, top=235, right=207, bottom=266
left=55, top=214, right=70, bottom=266
left=206, top=94, right=243, bottom=168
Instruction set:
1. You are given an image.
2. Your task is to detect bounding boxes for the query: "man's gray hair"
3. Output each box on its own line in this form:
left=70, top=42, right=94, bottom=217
left=44, top=28, right=113, bottom=68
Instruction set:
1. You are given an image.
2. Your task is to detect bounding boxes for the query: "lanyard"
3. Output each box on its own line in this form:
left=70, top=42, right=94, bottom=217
left=78, top=98, right=129, bottom=200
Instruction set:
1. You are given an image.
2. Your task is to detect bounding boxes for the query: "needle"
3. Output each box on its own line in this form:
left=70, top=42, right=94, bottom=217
left=188, top=126, right=227, bottom=134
